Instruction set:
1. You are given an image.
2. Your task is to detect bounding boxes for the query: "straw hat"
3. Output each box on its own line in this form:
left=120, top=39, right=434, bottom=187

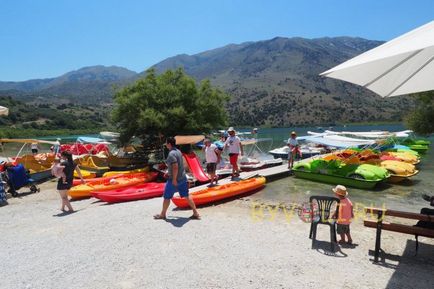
left=291, top=131, right=297, bottom=135
left=227, top=127, right=235, bottom=132
left=332, top=185, right=348, bottom=196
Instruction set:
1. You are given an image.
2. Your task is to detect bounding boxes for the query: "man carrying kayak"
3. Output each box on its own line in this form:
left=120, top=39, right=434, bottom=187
left=154, top=137, right=200, bottom=220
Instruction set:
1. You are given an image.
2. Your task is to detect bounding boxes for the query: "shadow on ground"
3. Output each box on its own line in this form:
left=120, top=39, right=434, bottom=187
left=368, top=239, right=434, bottom=289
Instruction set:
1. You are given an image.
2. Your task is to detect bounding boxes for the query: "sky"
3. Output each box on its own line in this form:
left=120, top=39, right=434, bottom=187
left=0, top=0, right=433, bottom=81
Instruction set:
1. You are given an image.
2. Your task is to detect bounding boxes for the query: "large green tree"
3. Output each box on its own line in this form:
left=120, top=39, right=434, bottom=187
left=405, top=91, right=434, bottom=135
left=112, top=68, right=229, bottom=146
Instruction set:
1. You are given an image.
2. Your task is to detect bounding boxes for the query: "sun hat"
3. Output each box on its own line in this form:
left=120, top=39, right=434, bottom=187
left=291, top=131, right=297, bottom=135
left=227, top=127, right=235, bottom=132
left=332, top=185, right=348, bottom=196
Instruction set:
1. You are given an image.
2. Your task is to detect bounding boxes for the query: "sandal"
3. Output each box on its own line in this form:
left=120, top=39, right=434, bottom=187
left=153, top=214, right=166, bottom=220
left=189, top=214, right=201, bottom=220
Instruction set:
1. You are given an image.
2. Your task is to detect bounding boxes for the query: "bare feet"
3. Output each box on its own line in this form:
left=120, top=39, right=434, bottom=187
left=189, top=214, right=201, bottom=220
left=153, top=214, right=166, bottom=220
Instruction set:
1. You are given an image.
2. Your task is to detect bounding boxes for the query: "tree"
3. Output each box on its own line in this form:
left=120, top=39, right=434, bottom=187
left=405, top=91, right=434, bottom=135
left=112, top=68, right=229, bottom=146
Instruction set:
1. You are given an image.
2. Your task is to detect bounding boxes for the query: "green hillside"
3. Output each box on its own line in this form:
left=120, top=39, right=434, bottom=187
left=0, top=95, right=110, bottom=138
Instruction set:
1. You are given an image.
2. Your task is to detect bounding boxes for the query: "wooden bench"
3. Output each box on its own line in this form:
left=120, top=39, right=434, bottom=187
left=364, top=207, right=434, bottom=262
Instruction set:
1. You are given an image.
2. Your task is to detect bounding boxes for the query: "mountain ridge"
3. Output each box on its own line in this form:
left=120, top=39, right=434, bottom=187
left=0, top=36, right=414, bottom=126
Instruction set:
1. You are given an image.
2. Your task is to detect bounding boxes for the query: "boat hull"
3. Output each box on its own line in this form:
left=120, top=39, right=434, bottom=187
left=29, top=169, right=53, bottom=182
left=387, top=170, right=419, bottom=183
left=292, top=170, right=381, bottom=189
left=270, top=151, right=321, bottom=160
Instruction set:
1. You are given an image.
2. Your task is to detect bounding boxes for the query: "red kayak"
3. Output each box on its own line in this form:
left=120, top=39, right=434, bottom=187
left=92, top=182, right=165, bottom=203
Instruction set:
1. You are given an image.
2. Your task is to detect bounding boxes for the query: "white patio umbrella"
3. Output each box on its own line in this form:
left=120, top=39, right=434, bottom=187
left=320, top=20, right=434, bottom=97
left=0, top=106, right=8, bottom=116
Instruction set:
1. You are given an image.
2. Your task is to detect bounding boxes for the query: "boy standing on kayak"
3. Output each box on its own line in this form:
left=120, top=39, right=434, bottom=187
left=154, top=137, right=200, bottom=220
left=224, top=127, right=244, bottom=180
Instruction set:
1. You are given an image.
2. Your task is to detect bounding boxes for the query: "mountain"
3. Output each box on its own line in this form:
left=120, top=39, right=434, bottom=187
left=151, top=37, right=414, bottom=126
left=0, top=66, right=137, bottom=103
left=0, top=37, right=415, bottom=126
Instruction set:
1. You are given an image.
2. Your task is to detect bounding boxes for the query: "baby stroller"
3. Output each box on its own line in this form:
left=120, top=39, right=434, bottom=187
left=2, top=163, right=40, bottom=197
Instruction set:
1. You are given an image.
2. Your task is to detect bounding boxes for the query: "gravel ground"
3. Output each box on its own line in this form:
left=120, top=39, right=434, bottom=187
left=1, top=181, right=433, bottom=289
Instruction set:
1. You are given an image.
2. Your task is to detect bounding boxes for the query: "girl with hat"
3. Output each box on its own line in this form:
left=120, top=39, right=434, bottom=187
left=333, top=185, right=354, bottom=244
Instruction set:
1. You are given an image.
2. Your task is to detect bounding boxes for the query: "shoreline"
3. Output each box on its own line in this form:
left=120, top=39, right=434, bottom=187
left=1, top=181, right=433, bottom=289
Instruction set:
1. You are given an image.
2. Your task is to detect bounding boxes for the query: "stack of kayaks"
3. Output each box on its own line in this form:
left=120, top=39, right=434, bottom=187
left=172, top=177, right=266, bottom=208
left=92, top=183, right=165, bottom=203
left=68, top=172, right=157, bottom=198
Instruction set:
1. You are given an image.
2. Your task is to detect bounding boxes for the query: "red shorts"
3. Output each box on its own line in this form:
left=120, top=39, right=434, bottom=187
left=229, top=153, right=239, bottom=166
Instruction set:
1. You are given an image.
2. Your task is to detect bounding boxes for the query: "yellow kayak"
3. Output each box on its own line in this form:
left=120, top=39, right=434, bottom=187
left=74, top=169, right=96, bottom=179
left=102, top=167, right=148, bottom=177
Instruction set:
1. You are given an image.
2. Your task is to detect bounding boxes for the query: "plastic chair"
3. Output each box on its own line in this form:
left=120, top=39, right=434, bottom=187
left=309, top=196, right=340, bottom=251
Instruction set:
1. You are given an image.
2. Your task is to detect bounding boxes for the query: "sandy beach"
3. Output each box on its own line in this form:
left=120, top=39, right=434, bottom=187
left=1, top=180, right=433, bottom=289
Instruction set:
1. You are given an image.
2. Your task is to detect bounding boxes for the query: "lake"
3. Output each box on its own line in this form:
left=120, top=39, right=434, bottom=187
left=236, top=123, right=433, bottom=213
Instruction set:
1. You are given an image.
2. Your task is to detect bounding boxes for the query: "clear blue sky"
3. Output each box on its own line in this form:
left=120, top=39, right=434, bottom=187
left=1, top=0, right=433, bottom=81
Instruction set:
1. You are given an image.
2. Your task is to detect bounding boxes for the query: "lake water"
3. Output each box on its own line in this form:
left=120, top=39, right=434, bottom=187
left=237, top=123, right=433, bottom=213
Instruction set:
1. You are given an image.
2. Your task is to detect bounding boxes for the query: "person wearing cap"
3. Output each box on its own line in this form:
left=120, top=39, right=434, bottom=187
left=154, top=137, right=200, bottom=220
left=287, top=131, right=301, bottom=169
left=31, top=142, right=39, bottom=155
left=202, top=138, right=220, bottom=186
left=333, top=185, right=354, bottom=244
left=224, top=127, right=244, bottom=179
left=252, top=128, right=258, bottom=138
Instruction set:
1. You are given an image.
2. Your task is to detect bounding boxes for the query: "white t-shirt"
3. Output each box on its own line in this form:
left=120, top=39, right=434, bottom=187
left=287, top=138, right=298, bottom=147
left=225, top=136, right=241, bottom=154
left=205, top=144, right=218, bottom=163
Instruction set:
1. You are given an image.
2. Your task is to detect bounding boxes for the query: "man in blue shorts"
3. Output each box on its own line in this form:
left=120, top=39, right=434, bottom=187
left=154, top=137, right=200, bottom=220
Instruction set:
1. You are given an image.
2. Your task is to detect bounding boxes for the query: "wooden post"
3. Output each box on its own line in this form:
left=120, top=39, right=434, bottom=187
left=374, top=210, right=383, bottom=262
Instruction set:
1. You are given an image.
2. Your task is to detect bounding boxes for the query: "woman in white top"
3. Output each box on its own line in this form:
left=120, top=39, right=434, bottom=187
left=224, top=127, right=244, bottom=179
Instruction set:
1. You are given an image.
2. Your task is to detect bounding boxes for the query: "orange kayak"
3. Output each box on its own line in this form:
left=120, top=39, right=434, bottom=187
left=68, top=172, right=157, bottom=198
left=172, top=177, right=266, bottom=208
left=71, top=172, right=146, bottom=186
